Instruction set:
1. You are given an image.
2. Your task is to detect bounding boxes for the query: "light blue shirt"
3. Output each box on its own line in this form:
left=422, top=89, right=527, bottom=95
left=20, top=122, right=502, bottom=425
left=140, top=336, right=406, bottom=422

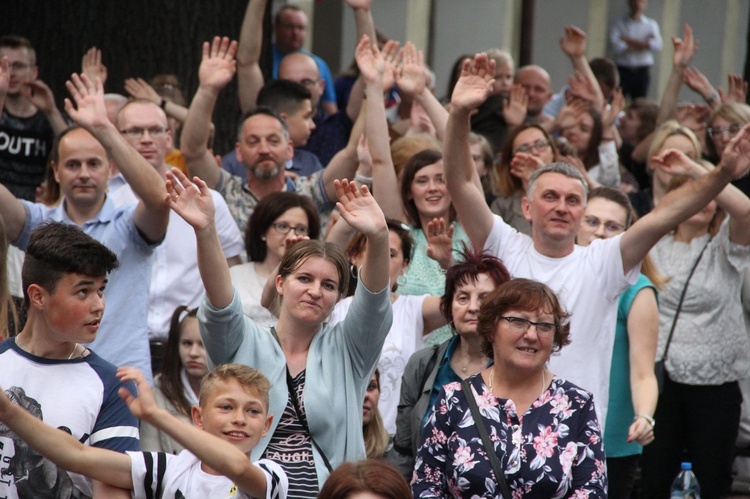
left=17, top=197, right=158, bottom=384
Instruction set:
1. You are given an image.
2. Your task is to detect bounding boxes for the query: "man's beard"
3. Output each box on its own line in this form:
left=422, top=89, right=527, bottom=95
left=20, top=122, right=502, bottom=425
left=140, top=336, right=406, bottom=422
left=252, top=162, right=282, bottom=180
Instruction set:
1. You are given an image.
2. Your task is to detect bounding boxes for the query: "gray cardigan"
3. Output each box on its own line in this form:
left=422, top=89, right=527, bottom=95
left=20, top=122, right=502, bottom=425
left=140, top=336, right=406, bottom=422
left=198, top=281, right=392, bottom=486
left=390, top=340, right=449, bottom=480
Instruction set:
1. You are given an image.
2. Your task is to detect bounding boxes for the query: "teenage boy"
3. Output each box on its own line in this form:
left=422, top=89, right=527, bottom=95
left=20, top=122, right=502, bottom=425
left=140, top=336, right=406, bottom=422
left=0, top=222, right=139, bottom=498
left=0, top=363, right=287, bottom=499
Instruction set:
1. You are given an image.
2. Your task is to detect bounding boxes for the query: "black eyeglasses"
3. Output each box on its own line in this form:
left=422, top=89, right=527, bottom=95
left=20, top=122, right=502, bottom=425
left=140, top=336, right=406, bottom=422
left=499, top=316, right=558, bottom=335
left=512, top=139, right=550, bottom=155
left=271, top=222, right=309, bottom=236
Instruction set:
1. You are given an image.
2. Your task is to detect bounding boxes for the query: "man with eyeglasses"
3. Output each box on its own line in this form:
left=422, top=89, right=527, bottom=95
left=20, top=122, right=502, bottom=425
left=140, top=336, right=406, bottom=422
left=0, top=73, right=171, bottom=386
left=445, top=53, right=750, bottom=430
left=109, top=99, right=243, bottom=371
left=0, top=35, right=67, bottom=202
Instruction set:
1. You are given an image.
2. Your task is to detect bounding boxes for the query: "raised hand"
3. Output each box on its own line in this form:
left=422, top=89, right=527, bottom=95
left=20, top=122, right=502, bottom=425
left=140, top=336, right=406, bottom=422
left=395, top=42, right=426, bottom=97
left=81, top=47, right=107, bottom=87
left=567, top=70, right=603, bottom=111
left=355, top=35, right=385, bottom=85
left=719, top=73, right=748, bottom=105
left=560, top=25, right=587, bottom=59
left=650, top=147, right=705, bottom=178
left=672, top=24, right=696, bottom=70
left=64, top=73, right=107, bottom=128
left=425, top=217, right=455, bottom=269
left=601, top=88, right=625, bottom=129
left=380, top=40, right=401, bottom=91
left=199, top=36, right=239, bottom=91
left=510, top=152, right=545, bottom=185
left=165, top=168, right=216, bottom=231
left=117, top=367, right=159, bottom=420
left=124, top=77, right=161, bottom=104
left=555, top=98, right=589, bottom=131
left=502, top=84, right=528, bottom=127
left=683, top=66, right=716, bottom=102
left=450, top=53, right=495, bottom=112
left=334, top=178, right=387, bottom=236
left=717, top=123, right=750, bottom=179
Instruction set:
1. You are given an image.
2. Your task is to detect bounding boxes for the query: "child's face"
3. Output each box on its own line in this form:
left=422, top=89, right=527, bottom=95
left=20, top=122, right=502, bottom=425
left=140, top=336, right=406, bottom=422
left=192, top=379, right=272, bottom=454
left=37, top=272, right=107, bottom=344
left=492, top=63, right=514, bottom=96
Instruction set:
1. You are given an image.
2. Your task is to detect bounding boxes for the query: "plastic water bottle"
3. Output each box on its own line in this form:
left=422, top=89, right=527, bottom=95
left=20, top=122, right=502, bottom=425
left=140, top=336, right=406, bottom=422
left=670, top=462, right=701, bottom=498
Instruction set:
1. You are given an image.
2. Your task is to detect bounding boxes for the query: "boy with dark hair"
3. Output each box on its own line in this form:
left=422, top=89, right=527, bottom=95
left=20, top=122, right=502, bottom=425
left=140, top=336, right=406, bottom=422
left=0, top=222, right=138, bottom=498
left=0, top=363, right=288, bottom=498
left=225, top=79, right=322, bottom=179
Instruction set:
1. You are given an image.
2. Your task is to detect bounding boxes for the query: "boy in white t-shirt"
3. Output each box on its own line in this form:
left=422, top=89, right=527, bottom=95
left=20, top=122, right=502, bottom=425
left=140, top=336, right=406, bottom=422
left=0, top=363, right=288, bottom=499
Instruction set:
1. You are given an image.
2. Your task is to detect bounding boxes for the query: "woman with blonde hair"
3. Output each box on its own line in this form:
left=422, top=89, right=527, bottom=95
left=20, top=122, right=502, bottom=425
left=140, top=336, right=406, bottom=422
left=629, top=119, right=702, bottom=217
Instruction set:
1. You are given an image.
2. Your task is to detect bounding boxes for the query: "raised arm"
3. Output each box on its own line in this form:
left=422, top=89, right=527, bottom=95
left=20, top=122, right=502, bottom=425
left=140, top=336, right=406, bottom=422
left=354, top=36, right=403, bottom=220
left=656, top=25, right=695, bottom=125
left=64, top=73, right=169, bottom=243
left=236, top=0, right=267, bottom=113
left=124, top=77, right=190, bottom=124
left=117, top=367, right=276, bottom=497
left=650, top=147, right=750, bottom=245
left=320, top=97, right=365, bottom=201
left=444, top=54, right=496, bottom=250
left=560, top=25, right=605, bottom=107
left=621, top=124, right=750, bottom=272
left=166, top=168, right=234, bottom=308
left=395, top=42, right=449, bottom=141
left=81, top=47, right=108, bottom=88
left=22, top=78, right=67, bottom=135
left=182, top=37, right=238, bottom=189
left=0, top=384, right=133, bottom=490
left=334, top=179, right=389, bottom=291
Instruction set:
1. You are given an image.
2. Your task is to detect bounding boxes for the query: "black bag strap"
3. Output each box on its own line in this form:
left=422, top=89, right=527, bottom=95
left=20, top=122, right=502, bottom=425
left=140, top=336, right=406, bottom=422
left=285, top=366, right=334, bottom=473
left=460, top=378, right=512, bottom=499
left=661, top=237, right=711, bottom=362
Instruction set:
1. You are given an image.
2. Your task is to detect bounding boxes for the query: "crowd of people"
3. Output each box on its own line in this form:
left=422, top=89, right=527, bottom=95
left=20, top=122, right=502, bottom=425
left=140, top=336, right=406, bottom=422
left=1, top=0, right=750, bottom=497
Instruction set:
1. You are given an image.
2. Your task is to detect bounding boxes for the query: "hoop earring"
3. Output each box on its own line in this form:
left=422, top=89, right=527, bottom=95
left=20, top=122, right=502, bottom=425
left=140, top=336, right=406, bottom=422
left=350, top=264, right=358, bottom=279
left=397, top=274, right=408, bottom=287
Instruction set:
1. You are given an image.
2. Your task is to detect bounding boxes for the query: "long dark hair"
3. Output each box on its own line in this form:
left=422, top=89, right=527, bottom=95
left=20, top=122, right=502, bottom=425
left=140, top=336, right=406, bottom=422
left=160, top=305, right=199, bottom=418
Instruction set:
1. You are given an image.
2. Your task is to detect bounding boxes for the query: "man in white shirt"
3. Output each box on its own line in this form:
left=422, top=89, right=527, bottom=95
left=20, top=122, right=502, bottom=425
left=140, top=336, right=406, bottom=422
left=609, top=0, right=663, bottom=99
left=443, top=53, right=750, bottom=429
left=109, top=99, right=243, bottom=370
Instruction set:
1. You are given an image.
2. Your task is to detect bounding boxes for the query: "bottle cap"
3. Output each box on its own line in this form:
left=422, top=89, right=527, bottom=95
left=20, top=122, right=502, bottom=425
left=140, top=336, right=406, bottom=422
left=680, top=462, right=692, bottom=470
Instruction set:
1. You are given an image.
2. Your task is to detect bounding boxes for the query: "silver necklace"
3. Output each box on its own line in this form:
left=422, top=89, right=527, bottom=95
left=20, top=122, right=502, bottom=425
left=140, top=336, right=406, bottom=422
left=488, top=366, right=546, bottom=399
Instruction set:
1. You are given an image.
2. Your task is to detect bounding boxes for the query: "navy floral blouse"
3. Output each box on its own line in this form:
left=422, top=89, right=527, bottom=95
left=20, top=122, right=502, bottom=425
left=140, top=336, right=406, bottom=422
left=412, top=374, right=607, bottom=498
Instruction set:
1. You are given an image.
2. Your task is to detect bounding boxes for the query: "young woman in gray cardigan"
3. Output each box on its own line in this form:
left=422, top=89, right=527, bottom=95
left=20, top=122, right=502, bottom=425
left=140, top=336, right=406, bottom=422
left=166, top=169, right=393, bottom=497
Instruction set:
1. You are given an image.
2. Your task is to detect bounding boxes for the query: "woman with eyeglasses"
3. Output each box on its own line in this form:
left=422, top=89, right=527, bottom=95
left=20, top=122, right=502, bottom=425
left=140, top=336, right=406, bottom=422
left=637, top=143, right=750, bottom=498
left=490, top=123, right=560, bottom=235
left=412, top=278, right=607, bottom=497
left=576, top=187, right=662, bottom=499
left=229, top=191, right=320, bottom=326
left=705, top=103, right=750, bottom=197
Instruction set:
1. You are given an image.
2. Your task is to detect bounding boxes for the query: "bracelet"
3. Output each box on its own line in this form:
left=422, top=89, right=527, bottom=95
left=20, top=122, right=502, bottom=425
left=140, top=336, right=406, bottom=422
left=706, top=92, right=719, bottom=105
left=633, top=413, right=655, bottom=428
left=160, top=99, right=168, bottom=110
left=355, top=172, right=373, bottom=184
